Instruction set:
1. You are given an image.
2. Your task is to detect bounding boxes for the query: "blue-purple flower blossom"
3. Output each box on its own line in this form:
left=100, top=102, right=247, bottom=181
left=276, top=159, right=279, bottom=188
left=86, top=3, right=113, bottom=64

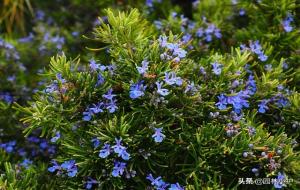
left=129, top=81, right=147, bottom=99
left=211, top=62, right=222, bottom=75
left=216, top=94, right=227, bottom=110
left=0, top=140, right=16, bottom=153
left=103, top=88, right=116, bottom=100
left=99, top=143, right=111, bottom=158
left=105, top=99, right=118, bottom=113
left=282, top=13, right=293, bottom=32
left=0, top=92, right=13, bottom=104
left=20, top=159, right=33, bottom=169
left=50, top=132, right=61, bottom=143
left=184, top=81, right=198, bottom=95
left=169, top=183, right=185, bottom=190
left=273, top=172, right=286, bottom=189
left=89, top=59, right=106, bottom=72
left=164, top=72, right=183, bottom=86
left=246, top=75, right=257, bottom=95
left=156, top=81, right=170, bottom=96
left=112, top=161, right=126, bottom=177
left=227, top=91, right=250, bottom=114
left=147, top=174, right=168, bottom=188
left=137, top=60, right=149, bottom=75
left=258, top=99, right=269, bottom=113
left=91, top=138, right=101, bottom=148
left=48, top=160, right=61, bottom=173
left=112, top=138, right=130, bottom=160
left=152, top=128, right=165, bottom=143
left=61, top=160, right=78, bottom=177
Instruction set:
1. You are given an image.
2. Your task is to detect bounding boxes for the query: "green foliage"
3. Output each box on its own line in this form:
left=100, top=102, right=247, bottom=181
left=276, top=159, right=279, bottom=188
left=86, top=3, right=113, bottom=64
left=13, top=6, right=300, bottom=189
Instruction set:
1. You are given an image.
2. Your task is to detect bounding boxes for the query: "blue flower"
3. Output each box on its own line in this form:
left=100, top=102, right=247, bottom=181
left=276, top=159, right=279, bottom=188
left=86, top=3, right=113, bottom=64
left=48, top=160, right=60, bottom=173
left=60, top=160, right=75, bottom=170
left=85, top=177, right=98, bottom=189
left=105, top=99, right=118, bottom=113
left=164, top=72, right=183, bottom=86
left=214, top=28, right=222, bottom=39
left=17, top=148, right=26, bottom=157
left=169, top=183, right=184, bottom=190
left=99, top=143, right=111, bottom=158
left=112, top=138, right=125, bottom=154
left=240, top=44, right=248, bottom=52
left=50, top=35, right=65, bottom=50
left=44, top=82, right=59, bottom=94
left=137, top=60, right=149, bottom=75
left=18, top=33, right=34, bottom=43
left=27, top=136, right=40, bottom=143
left=96, top=73, right=105, bottom=86
left=156, top=81, right=170, bottom=96
left=107, top=64, right=116, bottom=75
left=0, top=92, right=13, bottom=104
left=0, top=140, right=16, bottom=153
left=231, top=80, right=240, bottom=88
left=39, top=140, right=49, bottom=149
left=146, top=0, right=154, bottom=7
left=146, top=174, right=168, bottom=188
left=61, top=160, right=78, bottom=177
left=50, top=132, right=61, bottom=143
left=258, top=99, right=269, bottom=113
left=91, top=138, right=101, bottom=148
left=275, top=95, right=289, bottom=108
left=227, top=91, right=249, bottom=114
left=152, top=128, right=165, bottom=143
left=103, top=88, right=116, bottom=100
left=184, top=81, right=198, bottom=95
left=199, top=66, right=206, bottom=75
left=258, top=54, right=268, bottom=62
left=20, top=159, right=33, bottom=169
left=112, top=161, right=126, bottom=177
left=83, top=102, right=104, bottom=121
left=211, top=62, right=222, bottom=75
left=216, top=94, right=227, bottom=110
left=112, top=138, right=131, bottom=160
left=239, top=9, right=246, bottom=16
left=273, top=172, right=286, bottom=189
left=90, top=102, right=104, bottom=114
left=154, top=20, right=163, bottom=29
left=83, top=110, right=93, bottom=121
left=251, top=168, right=259, bottom=176
left=119, top=149, right=130, bottom=160
left=129, top=81, right=147, bottom=99
left=205, top=35, right=212, bottom=42
left=249, top=40, right=262, bottom=54
left=249, top=41, right=268, bottom=62
left=196, top=27, right=204, bottom=37
left=205, top=24, right=215, bottom=34
left=89, top=59, right=106, bottom=72
left=35, top=10, right=45, bottom=21
left=182, top=33, right=192, bottom=44
left=282, top=13, right=293, bottom=32
left=173, top=46, right=187, bottom=58
left=246, top=75, right=257, bottom=95
left=166, top=42, right=187, bottom=58
left=71, top=31, right=79, bottom=37
left=158, top=35, right=168, bottom=47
